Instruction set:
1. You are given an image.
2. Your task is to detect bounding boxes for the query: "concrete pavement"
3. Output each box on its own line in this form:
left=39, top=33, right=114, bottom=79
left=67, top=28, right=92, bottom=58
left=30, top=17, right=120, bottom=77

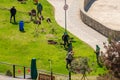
left=0, top=75, right=29, bottom=80
left=88, top=0, right=120, bottom=31
left=48, top=0, right=107, bottom=51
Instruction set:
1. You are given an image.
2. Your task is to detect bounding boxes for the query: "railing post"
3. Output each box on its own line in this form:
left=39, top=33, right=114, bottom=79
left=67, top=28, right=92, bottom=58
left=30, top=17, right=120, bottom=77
left=69, top=71, right=71, bottom=80
left=13, top=65, right=15, bottom=78
left=51, top=71, right=53, bottom=80
left=24, top=67, right=26, bottom=79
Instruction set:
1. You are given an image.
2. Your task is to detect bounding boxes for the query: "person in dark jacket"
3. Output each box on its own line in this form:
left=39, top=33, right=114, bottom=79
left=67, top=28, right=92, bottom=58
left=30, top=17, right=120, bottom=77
left=67, top=41, right=72, bottom=52
left=37, top=3, right=43, bottom=17
left=95, top=45, right=100, bottom=64
left=10, top=6, right=16, bottom=23
left=30, top=9, right=36, bottom=21
left=62, top=32, right=69, bottom=48
left=66, top=51, right=73, bottom=69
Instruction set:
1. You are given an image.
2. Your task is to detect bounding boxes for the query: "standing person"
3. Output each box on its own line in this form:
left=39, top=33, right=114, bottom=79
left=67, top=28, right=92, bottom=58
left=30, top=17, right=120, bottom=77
left=62, top=32, right=69, bottom=48
left=37, top=3, right=43, bottom=17
left=66, top=51, right=73, bottom=69
left=67, top=41, right=72, bottom=52
left=95, top=45, right=100, bottom=64
left=10, top=6, right=16, bottom=23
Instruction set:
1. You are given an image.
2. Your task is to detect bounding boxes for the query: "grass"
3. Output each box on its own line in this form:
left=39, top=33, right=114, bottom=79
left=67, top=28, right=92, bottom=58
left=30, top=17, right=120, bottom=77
left=0, top=0, right=106, bottom=75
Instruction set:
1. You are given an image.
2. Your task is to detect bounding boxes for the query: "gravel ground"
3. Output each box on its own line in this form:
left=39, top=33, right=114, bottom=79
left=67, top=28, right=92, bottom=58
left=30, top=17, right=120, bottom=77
left=0, top=75, right=29, bottom=80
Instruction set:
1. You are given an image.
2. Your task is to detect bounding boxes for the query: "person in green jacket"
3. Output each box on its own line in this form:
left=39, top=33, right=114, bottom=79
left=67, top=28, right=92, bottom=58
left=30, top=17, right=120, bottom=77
left=37, top=3, right=43, bottom=17
left=95, top=45, right=100, bottom=64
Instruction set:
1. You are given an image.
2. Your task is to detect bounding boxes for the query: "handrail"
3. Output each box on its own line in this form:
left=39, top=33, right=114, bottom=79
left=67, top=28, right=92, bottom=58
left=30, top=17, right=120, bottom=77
left=0, top=62, right=29, bottom=68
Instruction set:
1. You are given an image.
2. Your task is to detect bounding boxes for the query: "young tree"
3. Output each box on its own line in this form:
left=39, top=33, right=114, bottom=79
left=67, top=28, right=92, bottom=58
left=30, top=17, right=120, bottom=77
left=70, top=57, right=91, bottom=80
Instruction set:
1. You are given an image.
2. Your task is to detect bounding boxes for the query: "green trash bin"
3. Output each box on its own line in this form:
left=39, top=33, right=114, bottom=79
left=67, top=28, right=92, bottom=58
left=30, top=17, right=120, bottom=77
left=31, top=58, right=38, bottom=80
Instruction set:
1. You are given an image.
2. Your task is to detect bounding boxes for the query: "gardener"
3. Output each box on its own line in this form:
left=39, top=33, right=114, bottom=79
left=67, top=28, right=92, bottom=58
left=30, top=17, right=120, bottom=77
left=37, top=3, right=43, bottom=17
left=67, top=40, right=73, bottom=52
left=66, top=51, right=73, bottom=69
left=30, top=9, right=37, bottom=21
left=95, top=45, right=100, bottom=64
left=10, top=6, right=16, bottom=23
left=62, top=32, right=69, bottom=48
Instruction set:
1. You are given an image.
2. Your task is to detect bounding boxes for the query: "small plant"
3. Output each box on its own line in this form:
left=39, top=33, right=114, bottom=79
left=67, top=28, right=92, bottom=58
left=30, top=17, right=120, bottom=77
left=70, top=57, right=91, bottom=74
left=70, top=57, right=91, bottom=80
left=34, top=26, right=40, bottom=37
left=5, top=70, right=12, bottom=76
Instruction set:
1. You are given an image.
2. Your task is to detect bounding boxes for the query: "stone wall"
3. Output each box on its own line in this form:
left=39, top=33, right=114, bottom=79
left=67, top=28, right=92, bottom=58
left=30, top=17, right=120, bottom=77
left=80, top=0, right=120, bottom=40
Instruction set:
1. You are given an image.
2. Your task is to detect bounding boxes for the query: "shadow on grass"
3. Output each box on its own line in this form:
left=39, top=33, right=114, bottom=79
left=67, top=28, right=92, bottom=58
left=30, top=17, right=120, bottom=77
left=20, top=30, right=26, bottom=33
left=11, top=22, right=18, bottom=25
left=70, top=37, right=76, bottom=43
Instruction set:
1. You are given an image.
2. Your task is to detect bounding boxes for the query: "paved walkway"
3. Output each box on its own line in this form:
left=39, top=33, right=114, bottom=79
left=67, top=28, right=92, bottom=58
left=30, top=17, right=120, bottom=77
left=48, top=0, right=107, bottom=50
left=0, top=75, right=29, bottom=80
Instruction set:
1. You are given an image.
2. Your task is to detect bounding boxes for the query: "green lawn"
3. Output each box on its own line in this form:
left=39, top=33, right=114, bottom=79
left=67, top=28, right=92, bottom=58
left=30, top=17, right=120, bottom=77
left=0, top=0, right=105, bottom=75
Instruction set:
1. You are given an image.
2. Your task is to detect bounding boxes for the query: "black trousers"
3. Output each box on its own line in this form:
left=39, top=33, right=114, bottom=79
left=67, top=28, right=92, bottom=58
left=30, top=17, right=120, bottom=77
left=10, top=15, right=16, bottom=23
left=63, top=40, right=68, bottom=48
left=66, top=59, right=71, bottom=68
